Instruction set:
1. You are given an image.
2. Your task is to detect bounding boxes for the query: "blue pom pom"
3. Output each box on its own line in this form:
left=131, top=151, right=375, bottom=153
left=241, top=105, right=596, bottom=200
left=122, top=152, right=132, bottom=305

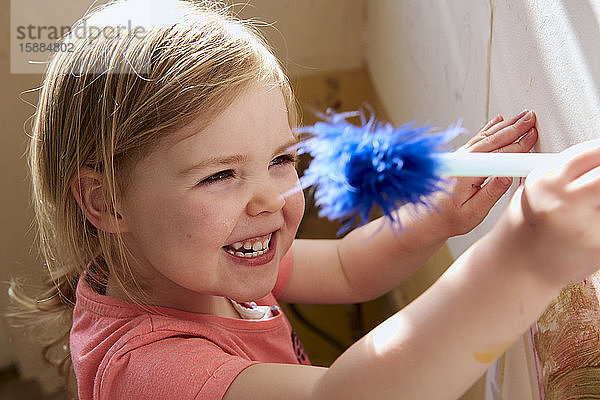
left=296, top=108, right=464, bottom=234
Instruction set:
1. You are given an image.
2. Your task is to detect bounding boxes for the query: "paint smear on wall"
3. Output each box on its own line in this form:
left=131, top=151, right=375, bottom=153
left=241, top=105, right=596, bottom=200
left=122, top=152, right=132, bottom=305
left=534, top=273, right=600, bottom=399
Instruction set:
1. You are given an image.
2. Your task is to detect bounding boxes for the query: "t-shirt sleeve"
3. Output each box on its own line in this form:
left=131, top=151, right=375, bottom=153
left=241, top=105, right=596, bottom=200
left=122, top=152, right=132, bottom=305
left=272, top=248, right=293, bottom=299
left=100, top=336, right=257, bottom=400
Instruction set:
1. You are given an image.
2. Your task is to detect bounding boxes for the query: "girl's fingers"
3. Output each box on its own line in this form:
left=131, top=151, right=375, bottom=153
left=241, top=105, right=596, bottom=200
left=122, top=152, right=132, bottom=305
left=484, top=109, right=529, bottom=138
left=569, top=166, right=600, bottom=196
left=467, top=110, right=536, bottom=153
left=560, top=146, right=600, bottom=182
left=465, top=109, right=530, bottom=149
left=450, top=176, right=489, bottom=205
left=465, top=176, right=513, bottom=211
left=481, top=114, right=504, bottom=132
left=493, top=127, right=538, bottom=154
left=455, top=112, right=533, bottom=205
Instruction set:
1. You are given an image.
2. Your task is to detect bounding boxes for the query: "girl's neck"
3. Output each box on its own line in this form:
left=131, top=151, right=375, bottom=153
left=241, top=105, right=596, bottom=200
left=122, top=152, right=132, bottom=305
left=104, top=277, right=241, bottom=319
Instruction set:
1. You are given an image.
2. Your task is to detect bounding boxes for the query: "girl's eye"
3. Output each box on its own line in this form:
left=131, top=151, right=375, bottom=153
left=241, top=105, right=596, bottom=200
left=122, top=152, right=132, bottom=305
left=270, top=154, right=297, bottom=167
left=198, top=170, right=235, bottom=185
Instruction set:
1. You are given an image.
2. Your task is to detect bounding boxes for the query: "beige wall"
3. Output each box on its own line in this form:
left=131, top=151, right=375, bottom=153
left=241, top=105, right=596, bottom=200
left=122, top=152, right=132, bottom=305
left=1, top=0, right=68, bottom=390
left=227, top=0, right=365, bottom=77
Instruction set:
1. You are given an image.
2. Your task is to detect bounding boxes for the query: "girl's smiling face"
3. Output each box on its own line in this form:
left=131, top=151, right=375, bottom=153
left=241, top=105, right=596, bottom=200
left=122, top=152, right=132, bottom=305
left=116, top=81, right=305, bottom=312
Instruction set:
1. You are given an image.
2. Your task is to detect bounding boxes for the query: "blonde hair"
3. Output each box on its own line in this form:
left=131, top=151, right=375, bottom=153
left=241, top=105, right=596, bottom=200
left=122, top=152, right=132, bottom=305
left=9, top=0, right=297, bottom=384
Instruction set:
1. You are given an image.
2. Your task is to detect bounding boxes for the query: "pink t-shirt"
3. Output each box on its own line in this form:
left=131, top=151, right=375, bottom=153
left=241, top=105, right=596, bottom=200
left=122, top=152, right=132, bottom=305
left=70, top=251, right=310, bottom=400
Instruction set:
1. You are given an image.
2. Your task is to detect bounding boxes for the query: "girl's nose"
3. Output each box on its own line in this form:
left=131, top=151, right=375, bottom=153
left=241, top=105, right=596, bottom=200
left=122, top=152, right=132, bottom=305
left=246, top=178, right=286, bottom=216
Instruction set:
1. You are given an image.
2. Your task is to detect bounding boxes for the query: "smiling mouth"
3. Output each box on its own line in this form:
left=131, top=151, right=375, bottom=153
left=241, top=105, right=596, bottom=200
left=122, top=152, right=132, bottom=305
left=223, top=233, right=272, bottom=258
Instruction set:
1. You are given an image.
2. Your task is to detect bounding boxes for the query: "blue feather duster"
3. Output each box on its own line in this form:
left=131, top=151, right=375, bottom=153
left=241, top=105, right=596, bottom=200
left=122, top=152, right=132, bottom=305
left=295, top=108, right=464, bottom=233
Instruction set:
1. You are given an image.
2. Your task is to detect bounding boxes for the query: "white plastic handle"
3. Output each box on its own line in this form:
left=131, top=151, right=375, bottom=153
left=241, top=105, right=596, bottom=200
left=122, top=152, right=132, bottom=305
left=432, top=152, right=563, bottom=177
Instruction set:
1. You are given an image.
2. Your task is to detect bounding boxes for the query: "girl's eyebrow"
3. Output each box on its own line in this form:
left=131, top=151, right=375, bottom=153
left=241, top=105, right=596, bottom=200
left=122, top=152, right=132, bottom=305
left=179, top=137, right=299, bottom=175
left=274, top=137, right=300, bottom=156
left=180, top=154, right=248, bottom=175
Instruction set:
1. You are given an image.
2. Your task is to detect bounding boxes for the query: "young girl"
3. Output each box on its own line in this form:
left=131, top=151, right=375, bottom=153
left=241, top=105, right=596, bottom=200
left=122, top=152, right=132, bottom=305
left=13, top=0, right=600, bottom=399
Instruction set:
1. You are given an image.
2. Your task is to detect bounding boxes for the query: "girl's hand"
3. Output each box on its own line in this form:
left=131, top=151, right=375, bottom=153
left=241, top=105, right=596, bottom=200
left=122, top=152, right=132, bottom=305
left=498, top=141, right=600, bottom=287
left=428, top=110, right=538, bottom=237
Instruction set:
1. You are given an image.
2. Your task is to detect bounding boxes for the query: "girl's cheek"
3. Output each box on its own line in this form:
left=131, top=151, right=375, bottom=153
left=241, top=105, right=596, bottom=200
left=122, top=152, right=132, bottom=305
left=285, top=184, right=305, bottom=225
left=278, top=165, right=301, bottom=189
left=173, top=195, right=221, bottom=227
left=278, top=170, right=304, bottom=217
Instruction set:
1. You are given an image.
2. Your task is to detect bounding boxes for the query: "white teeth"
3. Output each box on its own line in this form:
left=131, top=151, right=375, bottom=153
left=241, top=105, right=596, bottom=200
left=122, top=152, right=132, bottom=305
left=225, top=234, right=272, bottom=258
left=226, top=248, right=268, bottom=258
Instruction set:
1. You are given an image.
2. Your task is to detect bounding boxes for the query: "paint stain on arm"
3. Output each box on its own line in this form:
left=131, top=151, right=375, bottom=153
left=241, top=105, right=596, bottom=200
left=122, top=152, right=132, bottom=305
left=473, top=340, right=514, bottom=364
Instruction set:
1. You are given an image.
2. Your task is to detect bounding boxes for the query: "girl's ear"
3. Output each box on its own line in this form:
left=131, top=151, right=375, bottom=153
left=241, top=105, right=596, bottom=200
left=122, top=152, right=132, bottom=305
left=70, top=166, right=129, bottom=233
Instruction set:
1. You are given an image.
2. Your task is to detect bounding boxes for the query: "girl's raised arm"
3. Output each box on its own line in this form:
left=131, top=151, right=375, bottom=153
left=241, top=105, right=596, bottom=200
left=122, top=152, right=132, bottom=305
left=226, top=226, right=560, bottom=399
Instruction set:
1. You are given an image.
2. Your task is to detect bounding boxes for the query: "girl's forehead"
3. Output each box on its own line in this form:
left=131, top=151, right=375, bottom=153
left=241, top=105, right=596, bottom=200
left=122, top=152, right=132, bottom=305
left=159, top=83, right=294, bottom=161
left=168, top=82, right=289, bottom=146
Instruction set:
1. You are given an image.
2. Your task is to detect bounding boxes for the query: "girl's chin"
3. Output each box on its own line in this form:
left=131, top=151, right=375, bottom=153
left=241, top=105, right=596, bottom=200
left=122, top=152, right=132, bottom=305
left=227, top=278, right=278, bottom=302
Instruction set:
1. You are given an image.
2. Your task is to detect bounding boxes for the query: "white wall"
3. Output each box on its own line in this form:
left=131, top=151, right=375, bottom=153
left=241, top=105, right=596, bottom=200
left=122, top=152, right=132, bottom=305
left=366, top=0, right=491, bottom=136
left=489, top=0, right=600, bottom=151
